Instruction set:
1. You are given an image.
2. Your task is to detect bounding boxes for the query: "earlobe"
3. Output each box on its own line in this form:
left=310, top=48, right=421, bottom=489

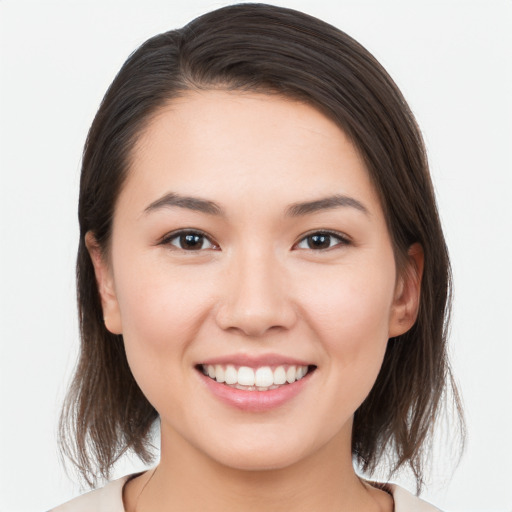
left=389, top=243, right=424, bottom=338
left=85, top=232, right=123, bottom=335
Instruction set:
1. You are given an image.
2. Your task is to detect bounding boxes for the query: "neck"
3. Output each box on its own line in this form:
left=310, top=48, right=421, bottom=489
left=125, top=423, right=390, bottom=512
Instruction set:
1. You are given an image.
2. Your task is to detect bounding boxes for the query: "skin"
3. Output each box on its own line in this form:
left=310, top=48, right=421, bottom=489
left=88, top=90, right=423, bottom=512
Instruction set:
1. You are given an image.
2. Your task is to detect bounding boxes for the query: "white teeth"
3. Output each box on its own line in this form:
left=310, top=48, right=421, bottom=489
left=255, top=367, right=274, bottom=387
left=273, top=366, right=287, bottom=385
left=215, top=365, right=225, bottom=383
left=202, top=363, right=310, bottom=389
left=224, top=365, right=237, bottom=385
left=238, top=366, right=255, bottom=386
left=286, top=366, right=296, bottom=383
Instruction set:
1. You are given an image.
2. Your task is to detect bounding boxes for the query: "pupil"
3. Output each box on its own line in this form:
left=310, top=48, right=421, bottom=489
left=181, top=233, right=202, bottom=249
left=309, top=234, right=330, bottom=249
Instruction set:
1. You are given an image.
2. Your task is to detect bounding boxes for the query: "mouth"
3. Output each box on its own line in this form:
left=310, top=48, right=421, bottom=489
left=197, top=363, right=317, bottom=392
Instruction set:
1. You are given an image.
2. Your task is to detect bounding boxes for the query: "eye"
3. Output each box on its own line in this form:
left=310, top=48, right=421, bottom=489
left=161, top=230, right=219, bottom=251
left=294, top=231, right=350, bottom=251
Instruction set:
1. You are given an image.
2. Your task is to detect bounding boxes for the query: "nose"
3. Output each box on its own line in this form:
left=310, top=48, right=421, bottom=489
left=215, top=250, right=297, bottom=337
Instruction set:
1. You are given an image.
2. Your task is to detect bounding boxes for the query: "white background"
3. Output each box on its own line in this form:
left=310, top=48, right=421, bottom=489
left=0, top=1, right=511, bottom=511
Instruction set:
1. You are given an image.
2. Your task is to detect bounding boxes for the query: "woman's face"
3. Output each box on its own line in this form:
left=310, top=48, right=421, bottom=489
left=91, top=90, right=421, bottom=471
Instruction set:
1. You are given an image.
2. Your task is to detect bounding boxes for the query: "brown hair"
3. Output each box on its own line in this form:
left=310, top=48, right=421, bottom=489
left=60, top=2, right=464, bottom=491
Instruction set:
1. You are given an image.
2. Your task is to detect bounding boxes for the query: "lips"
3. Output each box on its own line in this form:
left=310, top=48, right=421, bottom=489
left=196, top=355, right=316, bottom=411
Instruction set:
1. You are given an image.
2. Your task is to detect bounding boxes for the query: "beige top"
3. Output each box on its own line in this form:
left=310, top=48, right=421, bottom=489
left=51, top=474, right=441, bottom=512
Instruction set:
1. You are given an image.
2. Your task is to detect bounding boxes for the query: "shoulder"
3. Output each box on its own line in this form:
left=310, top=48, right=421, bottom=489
left=50, top=475, right=440, bottom=512
left=385, top=483, right=442, bottom=512
left=49, top=475, right=132, bottom=512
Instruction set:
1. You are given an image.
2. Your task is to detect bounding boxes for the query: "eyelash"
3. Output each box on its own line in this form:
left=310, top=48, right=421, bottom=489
left=160, top=229, right=351, bottom=253
left=160, top=230, right=219, bottom=252
left=293, top=230, right=351, bottom=251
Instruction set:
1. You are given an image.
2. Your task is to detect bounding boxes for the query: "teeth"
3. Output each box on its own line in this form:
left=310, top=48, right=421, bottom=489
left=286, top=366, right=296, bottom=383
left=255, top=367, right=274, bottom=387
left=225, top=365, right=237, bottom=385
left=215, top=365, right=225, bottom=383
left=273, top=366, right=287, bottom=385
left=201, top=363, right=310, bottom=389
left=238, top=366, right=255, bottom=386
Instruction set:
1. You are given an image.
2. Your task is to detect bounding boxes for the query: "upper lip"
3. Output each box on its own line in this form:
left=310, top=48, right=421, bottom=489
left=198, top=353, right=314, bottom=367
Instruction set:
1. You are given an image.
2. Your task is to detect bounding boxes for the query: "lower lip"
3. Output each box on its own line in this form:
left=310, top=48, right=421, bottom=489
left=198, top=371, right=312, bottom=412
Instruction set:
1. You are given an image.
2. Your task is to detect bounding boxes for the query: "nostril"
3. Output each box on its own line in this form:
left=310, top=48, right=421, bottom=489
left=214, top=281, right=298, bottom=336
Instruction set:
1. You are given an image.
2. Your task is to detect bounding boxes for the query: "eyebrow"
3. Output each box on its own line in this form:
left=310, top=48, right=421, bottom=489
left=144, top=192, right=224, bottom=216
left=285, top=194, right=369, bottom=217
left=143, top=192, right=368, bottom=218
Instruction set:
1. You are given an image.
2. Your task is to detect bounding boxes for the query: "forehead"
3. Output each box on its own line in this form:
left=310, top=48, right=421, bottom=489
left=122, top=90, right=382, bottom=217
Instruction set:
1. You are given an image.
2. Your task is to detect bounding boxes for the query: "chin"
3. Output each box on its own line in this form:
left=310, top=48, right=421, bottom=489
left=197, top=427, right=322, bottom=473
left=213, top=449, right=305, bottom=473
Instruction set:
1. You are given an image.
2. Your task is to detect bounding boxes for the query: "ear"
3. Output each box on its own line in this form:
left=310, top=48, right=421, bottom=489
left=85, top=232, right=123, bottom=335
left=388, top=243, right=424, bottom=338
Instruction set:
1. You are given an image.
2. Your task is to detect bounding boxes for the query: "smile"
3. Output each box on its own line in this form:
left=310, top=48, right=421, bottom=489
left=200, top=364, right=311, bottom=391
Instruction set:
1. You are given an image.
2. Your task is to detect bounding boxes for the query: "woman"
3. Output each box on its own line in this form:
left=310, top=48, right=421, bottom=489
left=53, top=4, right=463, bottom=511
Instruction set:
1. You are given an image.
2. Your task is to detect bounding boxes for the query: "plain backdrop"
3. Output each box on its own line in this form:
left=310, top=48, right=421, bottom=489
left=0, top=1, right=511, bottom=511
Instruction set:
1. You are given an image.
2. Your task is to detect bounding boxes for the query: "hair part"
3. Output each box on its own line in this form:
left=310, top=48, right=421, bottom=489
left=60, top=2, right=464, bottom=491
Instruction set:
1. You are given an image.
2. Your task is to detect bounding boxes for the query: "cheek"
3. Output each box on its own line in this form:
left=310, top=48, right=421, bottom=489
left=298, top=259, right=396, bottom=370
left=114, top=251, right=213, bottom=340
left=111, top=254, right=215, bottom=391
left=305, top=258, right=394, bottom=324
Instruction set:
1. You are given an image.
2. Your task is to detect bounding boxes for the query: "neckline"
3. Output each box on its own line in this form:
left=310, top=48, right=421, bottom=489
left=120, top=472, right=396, bottom=512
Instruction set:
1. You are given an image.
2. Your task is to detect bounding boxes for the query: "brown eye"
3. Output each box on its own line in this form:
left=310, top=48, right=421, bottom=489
left=164, top=230, right=217, bottom=251
left=180, top=233, right=205, bottom=250
left=295, top=231, right=349, bottom=251
left=307, top=234, right=331, bottom=249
